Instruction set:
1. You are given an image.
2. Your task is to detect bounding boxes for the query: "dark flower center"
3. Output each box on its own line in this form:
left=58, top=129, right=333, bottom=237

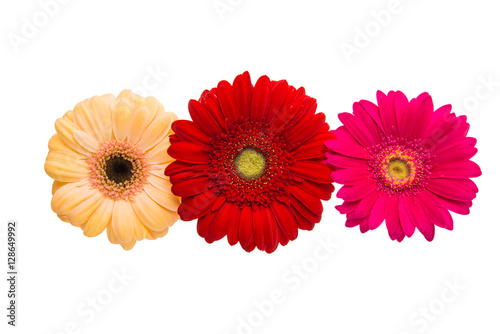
left=105, top=156, right=134, bottom=184
left=88, top=140, right=151, bottom=201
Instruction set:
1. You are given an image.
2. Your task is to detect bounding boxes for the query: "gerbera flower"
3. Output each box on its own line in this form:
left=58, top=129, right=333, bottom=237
left=327, top=91, right=481, bottom=241
left=165, top=72, right=334, bottom=253
left=44, top=90, right=180, bottom=250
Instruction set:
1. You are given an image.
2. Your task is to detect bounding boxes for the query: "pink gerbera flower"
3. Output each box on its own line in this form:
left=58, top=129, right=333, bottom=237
left=326, top=91, right=481, bottom=241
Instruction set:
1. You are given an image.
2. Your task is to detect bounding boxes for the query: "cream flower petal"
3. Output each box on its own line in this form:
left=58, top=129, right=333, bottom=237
left=132, top=192, right=170, bottom=231
left=111, top=98, right=133, bottom=141
left=58, top=214, right=69, bottom=223
left=164, top=210, right=179, bottom=228
left=51, top=181, right=67, bottom=195
left=51, top=182, right=81, bottom=213
left=73, top=130, right=99, bottom=152
left=145, top=226, right=170, bottom=240
left=57, top=184, right=99, bottom=222
left=133, top=216, right=148, bottom=241
left=147, top=173, right=174, bottom=195
left=45, top=151, right=88, bottom=182
left=62, top=110, right=74, bottom=121
left=83, top=197, right=114, bottom=237
left=48, top=134, right=86, bottom=159
left=143, top=183, right=180, bottom=211
left=128, top=106, right=150, bottom=145
left=100, top=93, right=116, bottom=108
left=111, top=200, right=136, bottom=243
left=90, top=96, right=113, bottom=142
left=137, top=112, right=173, bottom=151
left=121, top=240, right=136, bottom=250
left=138, top=96, right=160, bottom=120
left=146, top=135, right=174, bottom=164
left=67, top=192, right=104, bottom=226
left=73, top=99, right=103, bottom=142
left=117, top=89, right=145, bottom=110
left=150, top=164, right=170, bottom=179
left=106, top=226, right=119, bottom=244
left=55, top=117, right=91, bottom=156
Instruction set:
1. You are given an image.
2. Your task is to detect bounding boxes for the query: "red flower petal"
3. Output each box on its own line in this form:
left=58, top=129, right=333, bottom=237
left=188, top=99, right=223, bottom=136
left=238, top=205, right=255, bottom=251
left=260, top=208, right=279, bottom=253
left=290, top=161, right=333, bottom=183
left=271, top=201, right=298, bottom=241
left=178, top=188, right=217, bottom=221
left=172, top=120, right=210, bottom=145
left=206, top=201, right=232, bottom=243
left=297, top=180, right=334, bottom=201
left=233, top=71, right=253, bottom=120
left=171, top=175, right=210, bottom=197
left=168, top=142, right=209, bottom=164
left=217, top=80, right=239, bottom=123
left=250, top=75, right=270, bottom=122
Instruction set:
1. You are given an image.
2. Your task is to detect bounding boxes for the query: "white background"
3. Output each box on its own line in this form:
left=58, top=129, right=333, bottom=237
left=1, top=0, right=498, bottom=333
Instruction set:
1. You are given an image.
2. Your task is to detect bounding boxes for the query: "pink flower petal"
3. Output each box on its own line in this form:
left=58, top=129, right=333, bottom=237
left=331, top=168, right=370, bottom=185
left=353, top=102, right=382, bottom=142
left=433, top=194, right=472, bottom=215
left=385, top=196, right=403, bottom=241
left=377, top=91, right=398, bottom=137
left=326, top=152, right=367, bottom=169
left=338, top=112, right=377, bottom=147
left=335, top=200, right=360, bottom=214
left=359, top=99, right=385, bottom=136
left=336, top=179, right=377, bottom=202
left=430, top=160, right=482, bottom=179
left=326, top=127, right=371, bottom=160
left=426, top=178, right=477, bottom=201
left=400, top=197, right=415, bottom=237
left=394, top=91, right=410, bottom=134
left=405, top=195, right=435, bottom=241
left=352, top=191, right=380, bottom=219
left=368, top=195, right=386, bottom=230
left=409, top=93, right=433, bottom=140
left=421, top=104, right=452, bottom=140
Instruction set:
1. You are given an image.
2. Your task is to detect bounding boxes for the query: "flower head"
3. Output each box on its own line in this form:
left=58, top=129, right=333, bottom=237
left=45, top=90, right=180, bottom=250
left=326, top=91, right=481, bottom=241
left=165, top=72, right=335, bottom=253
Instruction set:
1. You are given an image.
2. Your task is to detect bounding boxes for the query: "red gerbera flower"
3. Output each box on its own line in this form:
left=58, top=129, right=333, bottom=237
left=326, top=91, right=481, bottom=241
left=165, top=71, right=334, bottom=253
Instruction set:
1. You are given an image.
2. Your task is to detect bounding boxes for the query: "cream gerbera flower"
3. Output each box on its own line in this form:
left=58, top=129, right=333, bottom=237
left=44, top=90, right=180, bottom=250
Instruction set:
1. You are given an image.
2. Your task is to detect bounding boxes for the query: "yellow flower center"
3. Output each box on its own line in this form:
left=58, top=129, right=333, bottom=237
left=234, top=148, right=266, bottom=180
left=387, top=158, right=410, bottom=180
